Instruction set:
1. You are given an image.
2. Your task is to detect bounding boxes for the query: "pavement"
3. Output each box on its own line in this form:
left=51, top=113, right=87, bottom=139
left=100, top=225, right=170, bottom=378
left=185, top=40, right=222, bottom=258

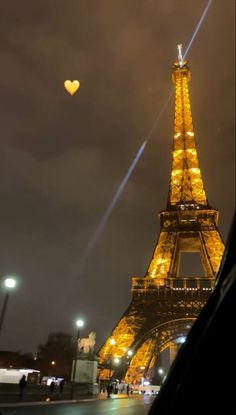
left=0, top=393, right=131, bottom=408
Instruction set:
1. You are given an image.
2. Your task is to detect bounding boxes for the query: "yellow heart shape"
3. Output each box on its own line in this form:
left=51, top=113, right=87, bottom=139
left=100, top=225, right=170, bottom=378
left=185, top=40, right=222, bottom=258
left=64, top=80, right=80, bottom=96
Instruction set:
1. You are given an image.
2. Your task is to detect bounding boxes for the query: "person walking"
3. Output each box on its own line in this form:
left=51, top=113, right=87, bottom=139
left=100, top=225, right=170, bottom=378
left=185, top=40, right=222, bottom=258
left=19, top=375, right=27, bottom=399
left=107, top=383, right=112, bottom=398
left=59, top=379, right=65, bottom=396
left=49, top=380, right=55, bottom=396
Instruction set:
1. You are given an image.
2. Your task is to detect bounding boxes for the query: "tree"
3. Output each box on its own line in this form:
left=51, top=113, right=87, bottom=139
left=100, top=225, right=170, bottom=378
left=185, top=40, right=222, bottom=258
left=36, top=332, right=74, bottom=380
left=0, top=351, right=35, bottom=369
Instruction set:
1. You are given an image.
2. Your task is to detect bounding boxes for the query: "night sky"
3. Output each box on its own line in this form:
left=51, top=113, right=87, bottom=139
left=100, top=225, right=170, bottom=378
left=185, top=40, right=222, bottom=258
left=0, top=1, right=234, bottom=354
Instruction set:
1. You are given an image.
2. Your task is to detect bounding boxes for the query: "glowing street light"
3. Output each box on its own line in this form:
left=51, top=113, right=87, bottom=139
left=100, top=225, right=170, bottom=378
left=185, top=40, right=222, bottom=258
left=71, top=318, right=84, bottom=400
left=5, top=278, right=16, bottom=289
left=76, top=319, right=84, bottom=328
left=126, top=349, right=133, bottom=375
left=0, top=276, right=17, bottom=332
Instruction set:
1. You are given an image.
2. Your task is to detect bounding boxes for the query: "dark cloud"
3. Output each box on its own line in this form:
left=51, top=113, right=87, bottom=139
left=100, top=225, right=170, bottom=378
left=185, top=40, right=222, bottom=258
left=0, top=0, right=234, bottom=353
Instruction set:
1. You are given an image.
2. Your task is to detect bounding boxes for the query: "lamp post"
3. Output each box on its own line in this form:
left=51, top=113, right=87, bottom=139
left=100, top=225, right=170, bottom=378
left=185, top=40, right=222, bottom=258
left=126, top=349, right=133, bottom=376
left=124, top=350, right=133, bottom=393
left=158, top=367, right=165, bottom=381
left=127, top=350, right=133, bottom=358
left=71, top=318, right=84, bottom=400
left=106, top=339, right=116, bottom=397
left=0, top=277, right=16, bottom=332
left=108, top=339, right=116, bottom=380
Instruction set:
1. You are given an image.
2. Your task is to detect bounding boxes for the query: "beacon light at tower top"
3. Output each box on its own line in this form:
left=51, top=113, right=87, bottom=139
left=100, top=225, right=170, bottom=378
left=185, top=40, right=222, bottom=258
left=177, top=44, right=184, bottom=67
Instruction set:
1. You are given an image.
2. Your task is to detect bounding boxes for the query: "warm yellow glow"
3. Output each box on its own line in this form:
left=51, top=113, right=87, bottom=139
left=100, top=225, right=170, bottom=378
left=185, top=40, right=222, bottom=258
left=190, top=167, right=200, bottom=174
left=174, top=132, right=181, bottom=138
left=173, top=150, right=183, bottom=158
left=186, top=148, right=196, bottom=154
left=51, top=361, right=55, bottom=365
left=202, top=231, right=224, bottom=273
left=172, top=169, right=182, bottom=176
left=147, top=232, right=176, bottom=278
left=170, top=62, right=208, bottom=206
left=110, top=339, right=116, bottom=346
left=125, top=338, right=156, bottom=383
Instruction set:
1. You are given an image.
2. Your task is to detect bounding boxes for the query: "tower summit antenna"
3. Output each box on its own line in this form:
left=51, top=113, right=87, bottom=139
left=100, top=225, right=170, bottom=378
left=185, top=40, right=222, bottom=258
left=177, top=44, right=183, bottom=66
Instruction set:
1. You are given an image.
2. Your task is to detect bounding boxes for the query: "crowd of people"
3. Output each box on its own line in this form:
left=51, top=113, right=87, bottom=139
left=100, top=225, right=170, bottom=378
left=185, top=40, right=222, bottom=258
left=106, top=382, right=133, bottom=398
left=18, top=375, right=65, bottom=400
left=18, top=374, right=133, bottom=401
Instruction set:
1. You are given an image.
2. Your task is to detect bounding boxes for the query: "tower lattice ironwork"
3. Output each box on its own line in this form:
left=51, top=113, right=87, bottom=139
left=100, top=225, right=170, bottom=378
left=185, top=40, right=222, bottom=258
left=98, top=46, right=225, bottom=383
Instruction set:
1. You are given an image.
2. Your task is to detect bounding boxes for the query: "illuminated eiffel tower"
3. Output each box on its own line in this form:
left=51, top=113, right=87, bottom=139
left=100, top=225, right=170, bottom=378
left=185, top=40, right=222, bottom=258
left=98, top=46, right=225, bottom=383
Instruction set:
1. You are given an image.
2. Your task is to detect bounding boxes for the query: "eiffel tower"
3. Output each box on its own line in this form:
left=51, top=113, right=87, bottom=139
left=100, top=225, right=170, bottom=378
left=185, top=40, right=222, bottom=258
left=98, top=45, right=225, bottom=383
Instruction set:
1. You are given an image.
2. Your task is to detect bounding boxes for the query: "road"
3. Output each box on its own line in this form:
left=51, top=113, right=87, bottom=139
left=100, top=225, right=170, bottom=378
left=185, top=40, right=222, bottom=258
left=0, top=395, right=154, bottom=415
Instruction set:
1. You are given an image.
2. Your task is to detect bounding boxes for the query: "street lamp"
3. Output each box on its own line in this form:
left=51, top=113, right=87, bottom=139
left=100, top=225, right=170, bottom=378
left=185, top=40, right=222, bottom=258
left=108, top=339, right=116, bottom=380
left=0, top=277, right=16, bottom=332
left=71, top=319, right=84, bottom=400
left=126, top=349, right=133, bottom=377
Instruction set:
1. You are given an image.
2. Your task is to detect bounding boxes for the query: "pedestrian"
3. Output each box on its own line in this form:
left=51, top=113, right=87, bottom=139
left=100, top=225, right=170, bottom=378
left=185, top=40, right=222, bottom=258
left=107, top=383, right=112, bottom=398
left=126, top=384, right=130, bottom=396
left=19, top=375, right=27, bottom=399
left=50, top=380, right=55, bottom=396
left=59, top=379, right=65, bottom=396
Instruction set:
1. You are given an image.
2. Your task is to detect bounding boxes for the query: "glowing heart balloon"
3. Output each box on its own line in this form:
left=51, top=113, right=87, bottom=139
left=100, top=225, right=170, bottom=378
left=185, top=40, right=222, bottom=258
left=64, top=80, right=80, bottom=96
